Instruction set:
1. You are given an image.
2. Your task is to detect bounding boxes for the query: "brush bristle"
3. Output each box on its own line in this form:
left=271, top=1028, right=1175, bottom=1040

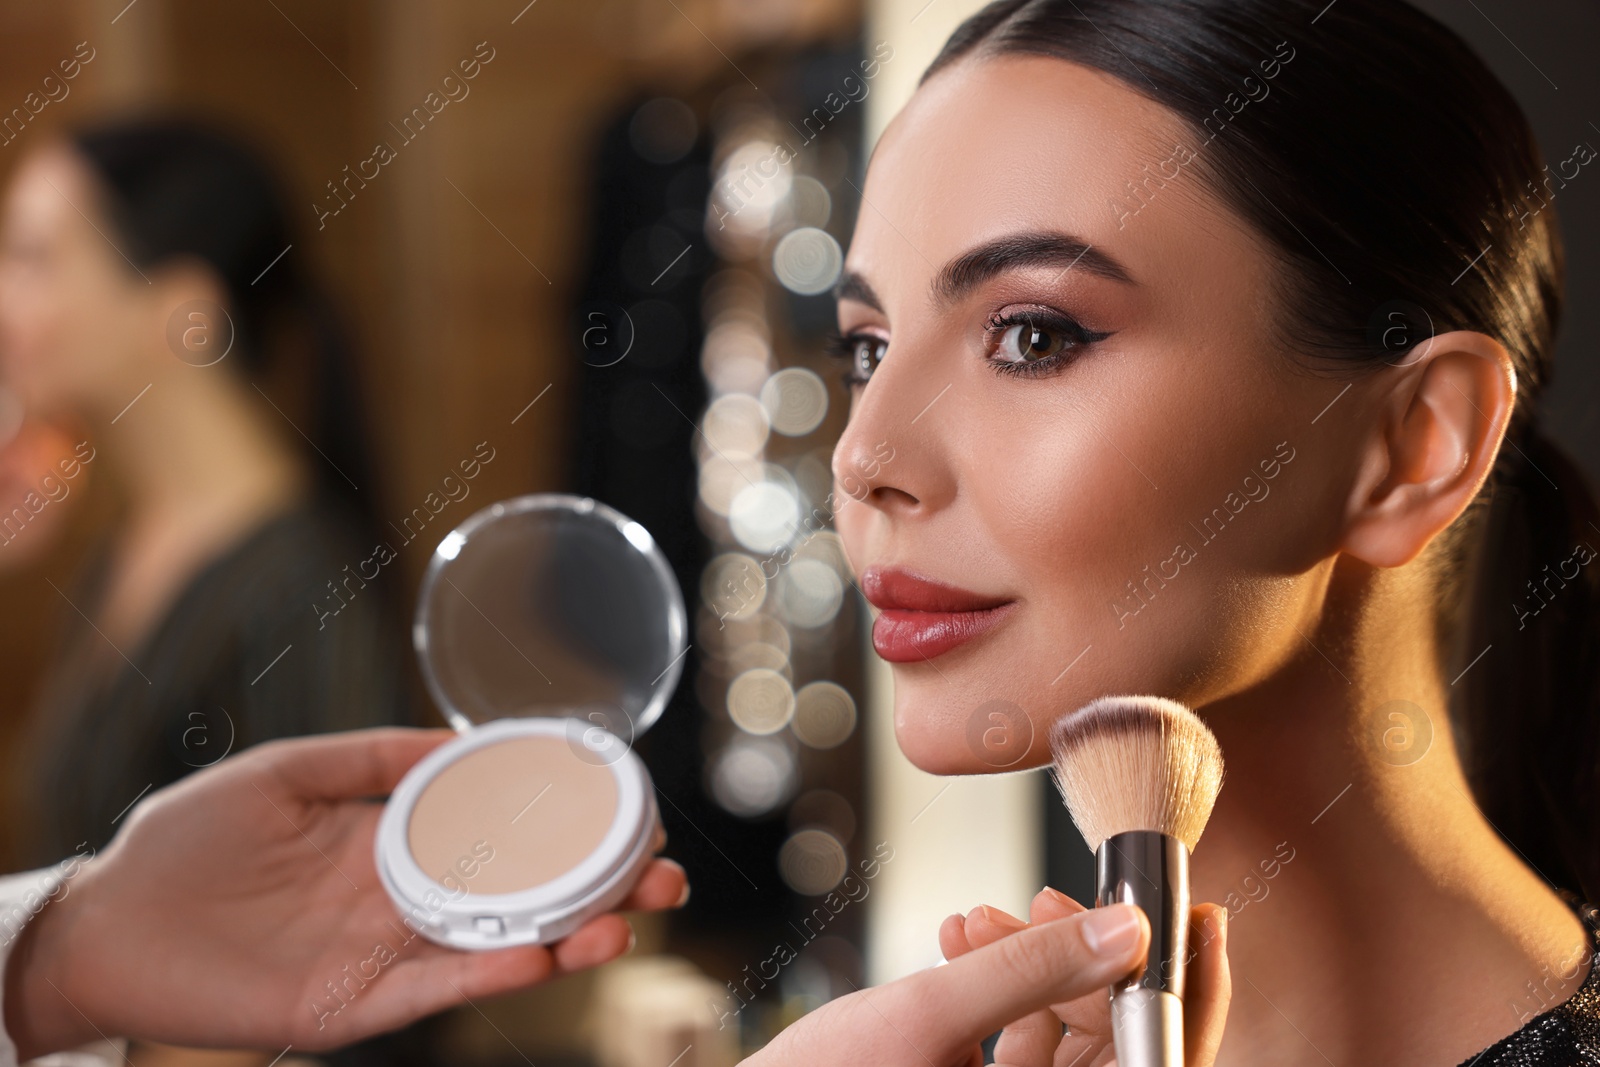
left=1047, top=695, right=1224, bottom=852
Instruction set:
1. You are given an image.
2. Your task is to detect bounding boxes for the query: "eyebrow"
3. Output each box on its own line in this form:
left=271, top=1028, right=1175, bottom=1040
left=833, top=230, right=1136, bottom=315
left=834, top=270, right=883, bottom=311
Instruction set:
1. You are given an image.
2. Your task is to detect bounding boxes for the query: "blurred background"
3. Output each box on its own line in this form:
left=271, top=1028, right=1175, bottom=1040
left=0, top=0, right=1593, bottom=1065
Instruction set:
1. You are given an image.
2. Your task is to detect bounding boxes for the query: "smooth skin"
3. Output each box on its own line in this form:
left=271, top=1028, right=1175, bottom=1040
left=758, top=51, right=1590, bottom=1066
left=2, top=729, right=687, bottom=1058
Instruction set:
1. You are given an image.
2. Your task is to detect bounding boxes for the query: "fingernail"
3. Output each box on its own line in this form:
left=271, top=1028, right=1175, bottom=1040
left=1082, top=905, right=1141, bottom=956
left=977, top=904, right=1027, bottom=931
left=676, top=881, right=691, bottom=908
left=625, top=926, right=637, bottom=954
left=1041, top=886, right=1075, bottom=908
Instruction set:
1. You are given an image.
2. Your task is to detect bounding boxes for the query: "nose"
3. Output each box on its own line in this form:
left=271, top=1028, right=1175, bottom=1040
left=829, top=356, right=953, bottom=518
left=832, top=425, right=913, bottom=511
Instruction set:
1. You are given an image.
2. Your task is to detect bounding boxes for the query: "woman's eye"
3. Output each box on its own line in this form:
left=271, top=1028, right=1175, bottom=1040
left=995, top=320, right=1068, bottom=364
left=852, top=336, right=887, bottom=376
left=829, top=331, right=888, bottom=386
left=985, top=311, right=1109, bottom=375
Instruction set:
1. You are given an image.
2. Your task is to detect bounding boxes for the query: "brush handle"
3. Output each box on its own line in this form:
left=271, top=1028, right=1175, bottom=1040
left=1096, top=830, right=1190, bottom=1066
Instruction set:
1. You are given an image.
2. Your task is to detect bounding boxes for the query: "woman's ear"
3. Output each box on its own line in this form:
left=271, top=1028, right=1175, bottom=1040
left=1339, top=330, right=1516, bottom=568
left=143, top=255, right=233, bottom=369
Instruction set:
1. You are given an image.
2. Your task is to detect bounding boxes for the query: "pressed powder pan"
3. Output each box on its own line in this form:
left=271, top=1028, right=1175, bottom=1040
left=375, top=494, right=686, bottom=949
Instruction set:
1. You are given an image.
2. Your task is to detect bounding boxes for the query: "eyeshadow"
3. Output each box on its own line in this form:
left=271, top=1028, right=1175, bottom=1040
left=407, top=736, right=619, bottom=895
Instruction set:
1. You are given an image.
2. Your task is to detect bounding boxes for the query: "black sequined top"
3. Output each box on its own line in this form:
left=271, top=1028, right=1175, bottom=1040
left=1456, top=897, right=1600, bottom=1065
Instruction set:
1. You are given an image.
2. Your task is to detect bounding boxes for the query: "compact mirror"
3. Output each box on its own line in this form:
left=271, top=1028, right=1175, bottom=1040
left=415, top=493, right=686, bottom=742
left=376, top=494, right=686, bottom=950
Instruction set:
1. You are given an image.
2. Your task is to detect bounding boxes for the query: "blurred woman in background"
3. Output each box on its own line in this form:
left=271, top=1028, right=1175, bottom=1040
left=0, top=120, right=409, bottom=895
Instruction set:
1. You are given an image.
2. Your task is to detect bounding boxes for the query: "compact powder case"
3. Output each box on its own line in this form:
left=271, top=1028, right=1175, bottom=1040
left=375, top=493, right=686, bottom=950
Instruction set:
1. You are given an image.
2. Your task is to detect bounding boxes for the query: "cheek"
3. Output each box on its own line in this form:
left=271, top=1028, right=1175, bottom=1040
left=940, top=371, right=1312, bottom=754
left=66, top=279, right=145, bottom=378
left=0, top=289, right=71, bottom=399
left=996, top=377, right=1316, bottom=709
left=9, top=263, right=97, bottom=344
left=833, top=492, right=868, bottom=577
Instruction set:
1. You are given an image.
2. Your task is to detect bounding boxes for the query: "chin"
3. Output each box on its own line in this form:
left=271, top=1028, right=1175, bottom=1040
left=890, top=684, right=1053, bottom=776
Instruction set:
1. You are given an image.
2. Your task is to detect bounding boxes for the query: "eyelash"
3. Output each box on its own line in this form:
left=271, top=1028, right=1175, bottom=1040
left=825, top=307, right=1111, bottom=387
left=983, top=308, right=1112, bottom=378
left=825, top=330, right=886, bottom=389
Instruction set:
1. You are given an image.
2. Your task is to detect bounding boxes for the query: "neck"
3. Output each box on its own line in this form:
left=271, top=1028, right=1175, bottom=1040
left=1192, top=561, right=1590, bottom=1064
left=91, top=359, right=307, bottom=529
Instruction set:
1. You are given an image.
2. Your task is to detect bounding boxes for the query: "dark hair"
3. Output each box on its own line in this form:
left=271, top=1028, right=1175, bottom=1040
left=927, top=0, right=1599, bottom=899
left=68, top=118, right=378, bottom=535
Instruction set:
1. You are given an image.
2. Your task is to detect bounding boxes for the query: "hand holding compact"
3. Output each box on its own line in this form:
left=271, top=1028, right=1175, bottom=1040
left=3, top=728, right=687, bottom=1058
left=744, top=901, right=1156, bottom=1067
left=940, top=887, right=1232, bottom=1067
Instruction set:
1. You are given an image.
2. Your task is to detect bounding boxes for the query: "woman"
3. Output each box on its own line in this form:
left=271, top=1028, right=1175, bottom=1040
left=0, top=124, right=409, bottom=886
left=751, top=0, right=1600, bottom=1063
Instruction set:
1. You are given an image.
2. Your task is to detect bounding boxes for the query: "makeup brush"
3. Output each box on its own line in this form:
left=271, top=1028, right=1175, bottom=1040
left=1048, top=695, right=1225, bottom=1067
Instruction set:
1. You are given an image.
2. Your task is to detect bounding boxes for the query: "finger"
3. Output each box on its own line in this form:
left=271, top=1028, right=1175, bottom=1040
left=550, top=913, right=636, bottom=974
left=990, top=1006, right=1065, bottom=1067
left=963, top=890, right=1084, bottom=954
left=962, top=904, right=1028, bottom=949
left=966, top=889, right=1120, bottom=1049
left=1030, top=891, right=1122, bottom=1041
left=254, top=728, right=455, bottom=801
left=1184, top=903, right=1232, bottom=1066
left=617, top=858, right=688, bottom=912
left=959, top=900, right=1122, bottom=1040
left=1029, top=886, right=1086, bottom=924
left=970, top=888, right=1111, bottom=1053
left=335, top=941, right=558, bottom=1047
left=886, top=903, right=1150, bottom=1052
left=940, top=913, right=974, bottom=961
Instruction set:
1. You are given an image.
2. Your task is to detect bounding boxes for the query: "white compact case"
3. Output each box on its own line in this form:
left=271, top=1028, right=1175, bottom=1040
left=375, top=494, right=687, bottom=950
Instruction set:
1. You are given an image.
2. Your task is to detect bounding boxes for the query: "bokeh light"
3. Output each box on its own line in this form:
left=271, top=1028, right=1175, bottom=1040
left=772, top=226, right=843, bottom=295
left=760, top=366, right=829, bottom=436
left=710, top=737, right=797, bottom=817
left=779, top=829, right=848, bottom=895
left=727, top=667, right=796, bottom=735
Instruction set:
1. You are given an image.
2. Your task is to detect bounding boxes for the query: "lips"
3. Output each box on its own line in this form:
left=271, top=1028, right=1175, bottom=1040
left=859, top=566, right=1017, bottom=663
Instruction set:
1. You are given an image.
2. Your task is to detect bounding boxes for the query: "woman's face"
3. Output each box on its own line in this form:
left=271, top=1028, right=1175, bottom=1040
left=832, top=56, right=1369, bottom=774
left=0, top=145, right=154, bottom=417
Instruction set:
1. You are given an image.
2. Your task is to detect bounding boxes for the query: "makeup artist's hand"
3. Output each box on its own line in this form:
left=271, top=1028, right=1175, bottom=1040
left=3, top=728, right=689, bottom=1059
left=940, top=887, right=1232, bottom=1066
left=744, top=901, right=1166, bottom=1067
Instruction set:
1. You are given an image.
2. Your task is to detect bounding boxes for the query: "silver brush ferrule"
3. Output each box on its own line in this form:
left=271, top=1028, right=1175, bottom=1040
left=1095, top=829, right=1191, bottom=1066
